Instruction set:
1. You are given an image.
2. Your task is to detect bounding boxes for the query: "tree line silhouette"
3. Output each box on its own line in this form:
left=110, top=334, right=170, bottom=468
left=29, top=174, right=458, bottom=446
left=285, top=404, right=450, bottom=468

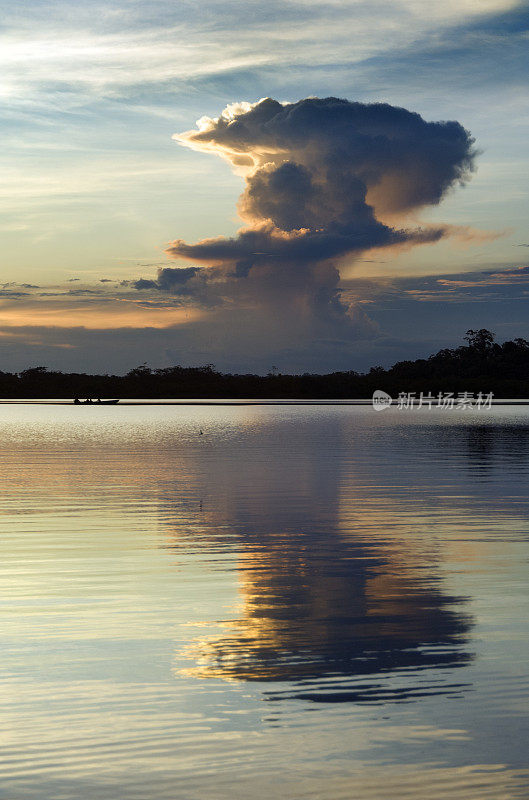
left=1, top=330, right=528, bottom=398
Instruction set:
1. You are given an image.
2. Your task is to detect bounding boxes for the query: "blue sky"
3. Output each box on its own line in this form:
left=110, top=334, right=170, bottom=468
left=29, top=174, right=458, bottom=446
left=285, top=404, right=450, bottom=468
left=0, top=0, right=528, bottom=373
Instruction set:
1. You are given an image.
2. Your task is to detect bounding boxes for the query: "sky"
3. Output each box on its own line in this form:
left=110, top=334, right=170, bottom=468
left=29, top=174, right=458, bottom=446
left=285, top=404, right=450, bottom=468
left=1, top=0, right=528, bottom=374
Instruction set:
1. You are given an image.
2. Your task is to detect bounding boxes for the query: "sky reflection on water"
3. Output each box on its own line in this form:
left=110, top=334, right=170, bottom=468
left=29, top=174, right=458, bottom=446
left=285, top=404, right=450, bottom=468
left=1, top=405, right=529, bottom=799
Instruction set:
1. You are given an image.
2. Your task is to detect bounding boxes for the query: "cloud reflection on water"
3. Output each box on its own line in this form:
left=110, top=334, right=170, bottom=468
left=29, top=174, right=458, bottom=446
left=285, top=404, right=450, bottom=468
left=160, top=411, right=486, bottom=702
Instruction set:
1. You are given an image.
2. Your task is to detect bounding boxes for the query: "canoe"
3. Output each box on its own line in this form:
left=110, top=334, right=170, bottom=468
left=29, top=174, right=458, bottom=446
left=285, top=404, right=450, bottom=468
left=74, top=399, right=120, bottom=405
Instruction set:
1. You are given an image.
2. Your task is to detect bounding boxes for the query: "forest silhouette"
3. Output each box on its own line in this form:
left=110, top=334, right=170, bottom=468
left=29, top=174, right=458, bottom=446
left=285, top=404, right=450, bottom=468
left=2, top=330, right=528, bottom=398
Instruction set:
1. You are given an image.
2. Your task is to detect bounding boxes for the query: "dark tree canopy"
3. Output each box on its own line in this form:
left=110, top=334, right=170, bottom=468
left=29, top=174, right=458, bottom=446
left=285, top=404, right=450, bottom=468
left=464, top=329, right=496, bottom=353
left=1, top=330, right=528, bottom=398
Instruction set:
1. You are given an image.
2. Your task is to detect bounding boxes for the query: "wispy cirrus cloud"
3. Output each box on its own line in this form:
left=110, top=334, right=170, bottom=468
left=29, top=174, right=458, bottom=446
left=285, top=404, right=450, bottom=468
left=0, top=1, right=519, bottom=102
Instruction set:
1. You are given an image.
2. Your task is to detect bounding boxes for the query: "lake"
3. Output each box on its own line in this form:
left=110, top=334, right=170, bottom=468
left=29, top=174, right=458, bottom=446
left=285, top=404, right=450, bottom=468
left=1, top=403, right=529, bottom=799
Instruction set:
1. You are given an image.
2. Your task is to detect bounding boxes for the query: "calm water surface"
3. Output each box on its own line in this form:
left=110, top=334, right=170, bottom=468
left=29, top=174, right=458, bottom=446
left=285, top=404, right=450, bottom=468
left=1, top=404, right=529, bottom=799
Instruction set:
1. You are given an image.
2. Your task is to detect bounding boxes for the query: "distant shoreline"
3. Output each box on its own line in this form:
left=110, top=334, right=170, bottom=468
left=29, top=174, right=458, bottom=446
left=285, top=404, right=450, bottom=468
left=2, top=330, right=529, bottom=400
left=2, top=398, right=529, bottom=406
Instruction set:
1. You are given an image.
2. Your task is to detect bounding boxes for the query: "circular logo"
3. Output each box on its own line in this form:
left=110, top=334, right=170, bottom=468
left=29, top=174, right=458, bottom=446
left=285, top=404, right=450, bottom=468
left=372, top=390, right=392, bottom=411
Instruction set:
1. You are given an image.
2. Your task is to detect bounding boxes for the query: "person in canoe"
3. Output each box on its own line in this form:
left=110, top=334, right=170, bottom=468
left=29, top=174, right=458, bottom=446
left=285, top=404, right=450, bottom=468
left=73, top=398, right=120, bottom=404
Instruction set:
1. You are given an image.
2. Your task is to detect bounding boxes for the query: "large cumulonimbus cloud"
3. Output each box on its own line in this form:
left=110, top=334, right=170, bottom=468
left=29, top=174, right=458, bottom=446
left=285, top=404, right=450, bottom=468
left=167, top=96, right=476, bottom=268
left=134, top=97, right=477, bottom=359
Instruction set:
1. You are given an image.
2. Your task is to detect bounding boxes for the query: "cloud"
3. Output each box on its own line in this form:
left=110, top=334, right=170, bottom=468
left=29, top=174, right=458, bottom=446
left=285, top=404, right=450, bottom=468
left=340, top=262, right=529, bottom=307
left=1, top=0, right=517, bottom=106
left=0, top=299, right=202, bottom=330
left=130, top=97, right=475, bottom=355
left=489, top=264, right=529, bottom=278
left=169, top=97, right=475, bottom=266
left=357, top=2, right=529, bottom=97
left=439, top=225, right=508, bottom=246
left=132, top=267, right=199, bottom=292
left=2, top=261, right=529, bottom=374
left=0, top=282, right=205, bottom=331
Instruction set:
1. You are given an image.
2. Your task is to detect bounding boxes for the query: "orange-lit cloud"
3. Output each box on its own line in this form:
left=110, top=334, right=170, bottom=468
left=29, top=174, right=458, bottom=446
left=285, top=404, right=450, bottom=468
left=0, top=296, right=204, bottom=329
left=118, top=97, right=477, bottom=355
left=170, top=97, right=476, bottom=272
